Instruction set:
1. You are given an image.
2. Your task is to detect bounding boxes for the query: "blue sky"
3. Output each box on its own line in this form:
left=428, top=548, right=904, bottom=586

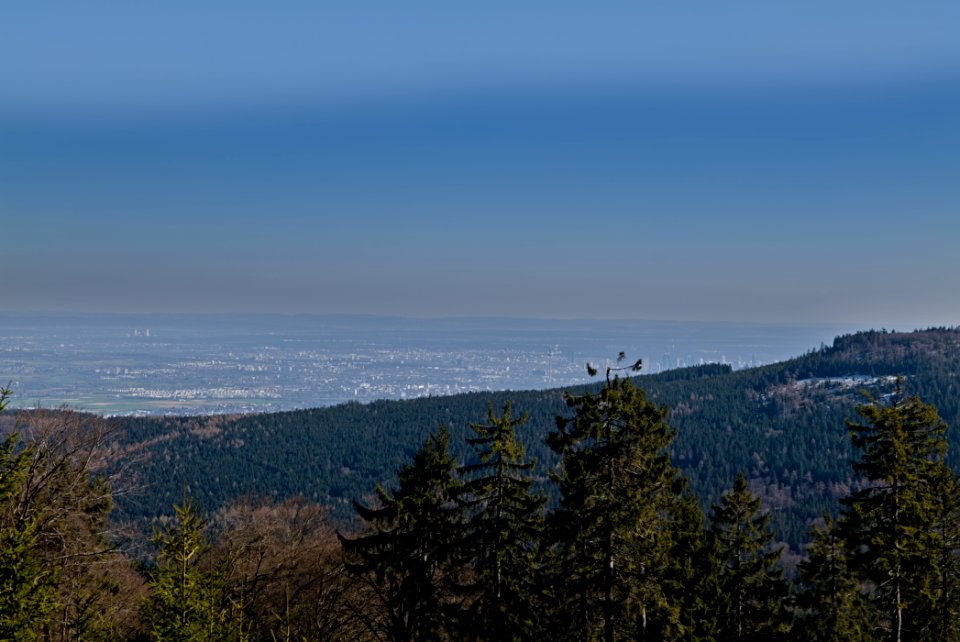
left=2, top=3, right=959, bottom=326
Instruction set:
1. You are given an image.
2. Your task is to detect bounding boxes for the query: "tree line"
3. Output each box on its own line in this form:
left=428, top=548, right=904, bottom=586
left=4, top=352, right=960, bottom=641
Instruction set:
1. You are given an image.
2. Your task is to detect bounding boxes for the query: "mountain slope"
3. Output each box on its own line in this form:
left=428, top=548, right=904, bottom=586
left=93, top=328, right=960, bottom=550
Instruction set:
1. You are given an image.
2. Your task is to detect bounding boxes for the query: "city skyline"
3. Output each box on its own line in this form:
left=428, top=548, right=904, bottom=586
left=3, top=3, right=959, bottom=327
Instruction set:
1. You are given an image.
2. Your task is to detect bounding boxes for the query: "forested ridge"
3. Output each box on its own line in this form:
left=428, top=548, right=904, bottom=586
left=100, top=328, right=960, bottom=550
left=3, top=327, right=960, bottom=640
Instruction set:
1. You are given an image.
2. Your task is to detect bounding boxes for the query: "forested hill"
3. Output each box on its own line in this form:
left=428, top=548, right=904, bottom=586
left=102, top=327, right=960, bottom=550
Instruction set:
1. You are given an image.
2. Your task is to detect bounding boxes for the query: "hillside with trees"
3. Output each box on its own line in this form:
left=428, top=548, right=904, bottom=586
left=93, top=328, right=960, bottom=553
left=3, top=327, right=960, bottom=639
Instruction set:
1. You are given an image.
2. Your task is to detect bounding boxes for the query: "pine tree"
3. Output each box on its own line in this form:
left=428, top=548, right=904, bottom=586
left=0, top=436, right=58, bottom=641
left=795, top=515, right=874, bottom=642
left=0, top=390, right=137, bottom=642
left=457, top=402, right=546, bottom=641
left=0, top=388, right=59, bottom=641
left=838, top=388, right=953, bottom=642
left=339, top=426, right=465, bottom=642
left=708, top=472, right=790, bottom=642
left=145, top=498, right=230, bottom=642
left=654, top=488, right=717, bottom=641
left=546, top=359, right=687, bottom=642
left=925, top=472, right=960, bottom=642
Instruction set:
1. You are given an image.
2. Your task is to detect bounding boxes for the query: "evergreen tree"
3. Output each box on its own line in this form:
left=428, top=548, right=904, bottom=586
left=795, top=515, right=874, bottom=642
left=925, top=472, right=960, bottom=642
left=0, top=418, right=58, bottom=641
left=145, top=498, right=231, bottom=642
left=457, top=403, right=546, bottom=641
left=838, top=389, right=954, bottom=642
left=708, top=472, right=790, bottom=642
left=0, top=391, right=137, bottom=642
left=654, top=488, right=717, bottom=641
left=339, top=426, right=465, bottom=642
left=546, top=359, right=687, bottom=642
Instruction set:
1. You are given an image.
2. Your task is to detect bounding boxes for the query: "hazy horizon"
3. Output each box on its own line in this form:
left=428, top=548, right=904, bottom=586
left=0, top=312, right=867, bottom=415
left=3, top=4, right=959, bottom=327
left=0, top=310, right=937, bottom=334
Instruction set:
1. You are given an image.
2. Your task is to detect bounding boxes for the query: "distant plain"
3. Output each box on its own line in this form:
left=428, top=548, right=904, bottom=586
left=0, top=313, right=861, bottom=416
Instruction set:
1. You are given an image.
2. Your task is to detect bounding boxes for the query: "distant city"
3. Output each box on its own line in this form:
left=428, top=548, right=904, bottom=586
left=0, top=314, right=861, bottom=416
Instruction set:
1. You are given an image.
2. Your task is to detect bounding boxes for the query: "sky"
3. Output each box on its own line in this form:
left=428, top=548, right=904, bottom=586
left=2, top=2, right=959, bottom=327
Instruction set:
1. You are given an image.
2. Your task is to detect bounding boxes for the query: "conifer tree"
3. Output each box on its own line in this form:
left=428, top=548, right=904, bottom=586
left=925, top=472, right=960, bottom=642
left=838, top=388, right=954, bottom=642
left=795, top=515, right=874, bottom=642
left=0, top=390, right=136, bottom=642
left=457, top=403, right=546, bottom=641
left=546, top=358, right=686, bottom=642
left=0, top=421, right=58, bottom=641
left=339, top=426, right=465, bottom=642
left=708, top=472, right=790, bottom=642
left=654, top=488, right=717, bottom=641
left=145, top=498, right=231, bottom=642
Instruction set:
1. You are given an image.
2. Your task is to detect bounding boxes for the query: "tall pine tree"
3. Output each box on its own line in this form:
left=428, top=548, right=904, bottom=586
left=926, top=472, right=960, bottom=641
left=708, top=472, right=790, bottom=642
left=0, top=405, right=58, bottom=640
left=546, top=358, right=687, bottom=642
left=655, top=488, right=716, bottom=641
left=144, top=498, right=231, bottom=642
left=339, top=427, right=465, bottom=642
left=0, top=390, right=134, bottom=642
left=795, top=515, right=874, bottom=642
left=838, top=388, right=954, bottom=642
left=457, top=403, right=546, bottom=641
